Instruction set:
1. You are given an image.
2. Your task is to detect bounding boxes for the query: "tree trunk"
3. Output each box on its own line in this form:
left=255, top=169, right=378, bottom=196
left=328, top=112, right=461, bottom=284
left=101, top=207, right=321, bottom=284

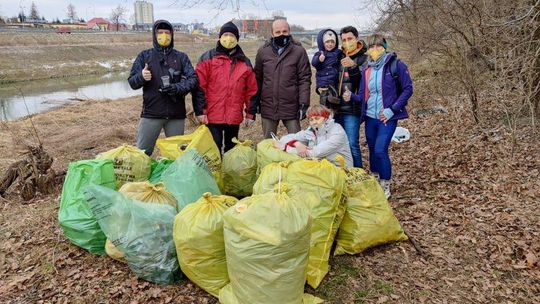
left=469, top=88, right=480, bottom=124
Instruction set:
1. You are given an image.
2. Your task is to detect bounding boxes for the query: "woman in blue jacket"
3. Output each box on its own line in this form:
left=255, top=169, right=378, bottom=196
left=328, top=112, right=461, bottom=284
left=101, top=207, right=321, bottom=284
left=344, top=34, right=413, bottom=198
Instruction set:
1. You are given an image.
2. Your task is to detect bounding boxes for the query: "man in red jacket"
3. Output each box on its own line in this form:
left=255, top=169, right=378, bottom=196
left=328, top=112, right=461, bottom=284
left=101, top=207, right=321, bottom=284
left=193, top=21, right=258, bottom=153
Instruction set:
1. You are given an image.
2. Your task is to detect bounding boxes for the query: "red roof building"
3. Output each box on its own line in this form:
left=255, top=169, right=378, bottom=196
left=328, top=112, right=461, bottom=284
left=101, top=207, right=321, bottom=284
left=87, top=17, right=110, bottom=31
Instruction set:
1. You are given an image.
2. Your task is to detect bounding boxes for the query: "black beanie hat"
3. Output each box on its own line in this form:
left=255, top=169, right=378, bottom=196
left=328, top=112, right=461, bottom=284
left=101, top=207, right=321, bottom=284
left=219, top=21, right=239, bottom=40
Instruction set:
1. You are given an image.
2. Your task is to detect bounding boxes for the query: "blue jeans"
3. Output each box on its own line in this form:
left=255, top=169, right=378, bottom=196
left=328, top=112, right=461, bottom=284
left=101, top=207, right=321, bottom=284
left=364, top=117, right=397, bottom=180
left=335, top=114, right=362, bottom=168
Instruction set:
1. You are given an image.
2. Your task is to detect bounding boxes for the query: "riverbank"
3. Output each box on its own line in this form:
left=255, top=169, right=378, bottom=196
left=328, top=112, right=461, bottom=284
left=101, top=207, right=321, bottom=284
left=0, top=32, right=262, bottom=84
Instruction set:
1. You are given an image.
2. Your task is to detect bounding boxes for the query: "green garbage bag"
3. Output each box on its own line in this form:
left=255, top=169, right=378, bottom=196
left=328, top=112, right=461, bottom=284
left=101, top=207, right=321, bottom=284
left=173, top=193, right=238, bottom=297
left=149, top=159, right=174, bottom=184
left=335, top=168, right=408, bottom=255
left=84, top=185, right=181, bottom=285
left=222, top=138, right=257, bottom=197
left=161, top=149, right=220, bottom=210
left=256, top=139, right=300, bottom=175
left=287, top=159, right=347, bottom=289
left=219, top=184, right=312, bottom=304
left=105, top=181, right=178, bottom=262
left=58, top=159, right=116, bottom=255
left=252, top=161, right=291, bottom=195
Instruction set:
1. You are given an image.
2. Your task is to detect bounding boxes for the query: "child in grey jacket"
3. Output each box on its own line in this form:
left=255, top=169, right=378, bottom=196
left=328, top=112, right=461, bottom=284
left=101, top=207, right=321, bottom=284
left=276, top=105, right=353, bottom=167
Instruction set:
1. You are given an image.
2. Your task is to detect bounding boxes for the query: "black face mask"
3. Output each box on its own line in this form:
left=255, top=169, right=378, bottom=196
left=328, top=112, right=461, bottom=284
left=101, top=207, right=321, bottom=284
left=273, top=34, right=291, bottom=48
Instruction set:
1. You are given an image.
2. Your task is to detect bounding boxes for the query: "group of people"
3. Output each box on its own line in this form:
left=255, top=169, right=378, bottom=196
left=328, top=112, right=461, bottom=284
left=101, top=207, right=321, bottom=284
left=128, top=19, right=413, bottom=198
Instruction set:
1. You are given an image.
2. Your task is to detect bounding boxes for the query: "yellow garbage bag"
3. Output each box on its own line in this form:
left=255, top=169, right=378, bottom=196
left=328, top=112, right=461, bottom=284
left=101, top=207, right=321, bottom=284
left=173, top=193, right=238, bottom=297
left=335, top=167, right=408, bottom=255
left=96, top=144, right=151, bottom=189
left=220, top=286, right=324, bottom=304
left=256, top=139, right=300, bottom=175
left=105, top=181, right=177, bottom=262
left=156, top=125, right=222, bottom=188
left=302, top=294, right=325, bottom=304
left=287, top=159, right=347, bottom=289
left=252, top=161, right=291, bottom=195
left=219, top=185, right=312, bottom=304
left=222, top=138, right=257, bottom=197
left=105, top=239, right=125, bottom=262
left=119, top=181, right=177, bottom=209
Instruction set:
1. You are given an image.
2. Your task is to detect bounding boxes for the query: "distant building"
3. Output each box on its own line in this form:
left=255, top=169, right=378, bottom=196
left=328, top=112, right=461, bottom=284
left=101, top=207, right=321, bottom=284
left=134, top=0, right=154, bottom=30
left=87, top=17, right=111, bottom=31
left=170, top=23, right=188, bottom=32
left=233, top=17, right=286, bottom=38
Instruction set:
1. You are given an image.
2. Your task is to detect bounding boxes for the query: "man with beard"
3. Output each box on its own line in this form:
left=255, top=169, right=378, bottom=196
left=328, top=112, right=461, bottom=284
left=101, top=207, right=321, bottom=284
left=337, top=25, right=368, bottom=168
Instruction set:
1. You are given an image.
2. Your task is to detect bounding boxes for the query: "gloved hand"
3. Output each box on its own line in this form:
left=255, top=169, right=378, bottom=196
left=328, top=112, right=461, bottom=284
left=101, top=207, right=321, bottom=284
left=298, top=103, right=309, bottom=120
left=159, top=85, right=177, bottom=96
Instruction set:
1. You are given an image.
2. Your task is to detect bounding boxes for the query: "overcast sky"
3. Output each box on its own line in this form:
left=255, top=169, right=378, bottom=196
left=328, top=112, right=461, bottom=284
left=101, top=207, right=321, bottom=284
left=0, top=0, right=378, bottom=30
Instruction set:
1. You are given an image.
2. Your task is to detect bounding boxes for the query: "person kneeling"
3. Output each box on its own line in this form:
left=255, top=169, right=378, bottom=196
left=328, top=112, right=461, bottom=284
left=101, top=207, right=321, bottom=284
left=274, top=105, right=353, bottom=167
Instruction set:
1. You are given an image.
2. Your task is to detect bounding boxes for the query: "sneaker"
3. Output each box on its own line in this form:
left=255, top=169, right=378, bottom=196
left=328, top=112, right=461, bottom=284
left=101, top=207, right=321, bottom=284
left=379, top=179, right=391, bottom=199
left=370, top=172, right=380, bottom=181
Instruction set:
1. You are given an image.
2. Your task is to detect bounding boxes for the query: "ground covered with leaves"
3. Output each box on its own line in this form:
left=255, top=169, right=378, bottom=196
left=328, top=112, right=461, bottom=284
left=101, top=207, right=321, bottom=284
left=0, top=93, right=538, bottom=303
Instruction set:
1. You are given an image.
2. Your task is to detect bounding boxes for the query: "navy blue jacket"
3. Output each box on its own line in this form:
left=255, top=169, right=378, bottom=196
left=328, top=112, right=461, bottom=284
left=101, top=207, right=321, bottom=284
left=311, top=29, right=341, bottom=89
left=128, top=20, right=197, bottom=119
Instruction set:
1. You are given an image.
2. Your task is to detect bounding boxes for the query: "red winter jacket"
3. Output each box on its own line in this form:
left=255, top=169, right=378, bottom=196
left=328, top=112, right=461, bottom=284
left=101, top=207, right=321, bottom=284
left=195, top=47, right=258, bottom=125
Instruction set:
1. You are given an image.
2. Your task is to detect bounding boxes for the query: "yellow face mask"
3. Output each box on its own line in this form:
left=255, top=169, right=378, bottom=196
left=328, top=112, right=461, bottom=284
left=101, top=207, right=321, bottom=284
left=157, top=33, right=172, bottom=47
left=343, top=39, right=358, bottom=53
left=366, top=48, right=386, bottom=62
left=219, top=35, right=238, bottom=49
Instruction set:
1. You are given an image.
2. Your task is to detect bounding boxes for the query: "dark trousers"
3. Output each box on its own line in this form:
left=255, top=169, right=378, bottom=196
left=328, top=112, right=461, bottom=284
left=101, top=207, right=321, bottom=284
left=261, top=118, right=301, bottom=139
left=207, top=123, right=240, bottom=154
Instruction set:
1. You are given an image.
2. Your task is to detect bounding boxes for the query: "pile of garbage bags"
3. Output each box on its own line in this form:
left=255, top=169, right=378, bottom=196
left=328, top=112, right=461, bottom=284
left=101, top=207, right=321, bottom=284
left=57, top=125, right=408, bottom=302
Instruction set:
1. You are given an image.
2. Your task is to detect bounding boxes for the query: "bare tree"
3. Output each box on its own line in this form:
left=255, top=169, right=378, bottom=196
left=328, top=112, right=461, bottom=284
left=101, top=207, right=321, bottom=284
left=29, top=1, right=39, bottom=20
left=290, top=24, right=305, bottom=32
left=174, top=0, right=268, bottom=16
left=371, top=0, right=540, bottom=126
left=67, top=3, right=77, bottom=21
left=110, top=5, right=127, bottom=32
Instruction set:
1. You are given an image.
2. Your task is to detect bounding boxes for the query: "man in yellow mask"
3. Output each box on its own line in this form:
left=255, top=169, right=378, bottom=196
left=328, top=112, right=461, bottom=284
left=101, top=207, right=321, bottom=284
left=128, top=20, right=198, bottom=156
left=191, top=21, right=257, bottom=153
left=333, top=26, right=368, bottom=168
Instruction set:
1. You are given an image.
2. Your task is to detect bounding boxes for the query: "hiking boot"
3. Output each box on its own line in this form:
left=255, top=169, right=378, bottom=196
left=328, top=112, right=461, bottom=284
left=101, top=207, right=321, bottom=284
left=379, top=179, right=391, bottom=199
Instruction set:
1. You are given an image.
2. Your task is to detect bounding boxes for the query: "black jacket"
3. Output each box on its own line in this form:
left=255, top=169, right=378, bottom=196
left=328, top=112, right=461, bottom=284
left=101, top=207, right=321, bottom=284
left=128, top=20, right=198, bottom=119
left=336, top=40, right=367, bottom=116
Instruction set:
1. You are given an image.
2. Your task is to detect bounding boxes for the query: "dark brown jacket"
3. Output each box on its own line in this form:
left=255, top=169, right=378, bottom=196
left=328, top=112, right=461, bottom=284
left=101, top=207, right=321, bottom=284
left=252, top=39, right=312, bottom=121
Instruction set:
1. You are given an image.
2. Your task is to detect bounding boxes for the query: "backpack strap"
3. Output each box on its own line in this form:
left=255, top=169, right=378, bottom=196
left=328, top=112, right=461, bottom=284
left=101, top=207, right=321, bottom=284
left=390, top=56, right=402, bottom=96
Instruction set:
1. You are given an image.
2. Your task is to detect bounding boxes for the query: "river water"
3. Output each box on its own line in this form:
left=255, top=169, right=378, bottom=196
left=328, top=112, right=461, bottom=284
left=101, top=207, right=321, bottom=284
left=0, top=72, right=141, bottom=121
left=0, top=48, right=321, bottom=121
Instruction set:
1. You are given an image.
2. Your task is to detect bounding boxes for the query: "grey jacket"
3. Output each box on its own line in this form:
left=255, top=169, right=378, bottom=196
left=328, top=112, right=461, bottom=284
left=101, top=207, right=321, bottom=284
left=289, top=118, right=353, bottom=167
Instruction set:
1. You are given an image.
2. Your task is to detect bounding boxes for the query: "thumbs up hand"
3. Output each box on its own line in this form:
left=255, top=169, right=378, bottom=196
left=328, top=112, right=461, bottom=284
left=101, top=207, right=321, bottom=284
left=343, top=86, right=352, bottom=102
left=142, top=63, right=152, bottom=81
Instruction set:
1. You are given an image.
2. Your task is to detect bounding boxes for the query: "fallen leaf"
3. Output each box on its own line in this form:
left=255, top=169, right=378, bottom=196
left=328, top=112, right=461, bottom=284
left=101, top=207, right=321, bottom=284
left=525, top=252, right=537, bottom=268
